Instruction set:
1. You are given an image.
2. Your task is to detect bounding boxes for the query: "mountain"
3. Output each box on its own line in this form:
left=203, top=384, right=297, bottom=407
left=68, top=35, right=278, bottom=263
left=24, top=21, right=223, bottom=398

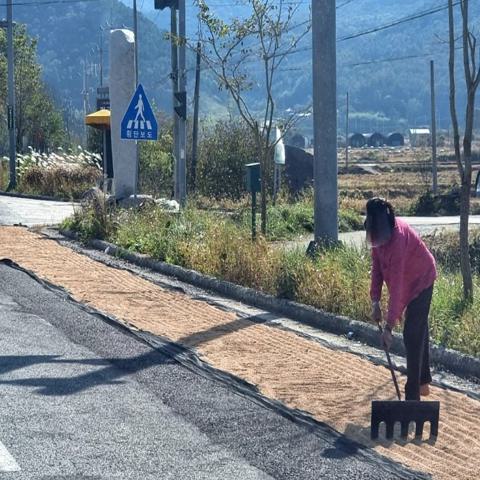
left=10, top=0, right=480, bottom=135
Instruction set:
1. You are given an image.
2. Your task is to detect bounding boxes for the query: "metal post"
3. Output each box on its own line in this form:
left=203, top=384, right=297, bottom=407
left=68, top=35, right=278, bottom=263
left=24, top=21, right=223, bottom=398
left=430, top=60, right=438, bottom=195
left=251, top=191, right=257, bottom=241
left=312, top=0, right=337, bottom=244
left=99, top=31, right=104, bottom=87
left=345, top=91, right=349, bottom=172
left=133, top=0, right=140, bottom=199
left=133, top=0, right=139, bottom=86
left=191, top=40, right=201, bottom=192
left=170, top=8, right=179, bottom=200
left=6, top=0, right=16, bottom=190
left=177, top=0, right=187, bottom=206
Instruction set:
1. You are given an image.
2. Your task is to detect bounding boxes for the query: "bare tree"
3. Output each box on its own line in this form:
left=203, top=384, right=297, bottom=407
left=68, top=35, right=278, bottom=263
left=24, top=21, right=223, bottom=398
left=448, top=0, right=480, bottom=300
left=196, top=0, right=311, bottom=235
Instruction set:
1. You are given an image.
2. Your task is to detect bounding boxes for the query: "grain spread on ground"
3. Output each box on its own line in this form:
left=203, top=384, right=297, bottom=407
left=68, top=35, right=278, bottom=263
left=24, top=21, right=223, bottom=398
left=0, top=227, right=478, bottom=480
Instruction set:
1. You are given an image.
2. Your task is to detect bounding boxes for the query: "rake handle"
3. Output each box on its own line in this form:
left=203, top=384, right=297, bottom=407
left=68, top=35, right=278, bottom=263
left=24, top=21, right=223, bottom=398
left=377, top=323, right=402, bottom=401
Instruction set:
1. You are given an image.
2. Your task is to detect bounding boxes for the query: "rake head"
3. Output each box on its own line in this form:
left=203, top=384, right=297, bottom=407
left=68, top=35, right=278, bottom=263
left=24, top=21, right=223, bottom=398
left=371, top=400, right=440, bottom=439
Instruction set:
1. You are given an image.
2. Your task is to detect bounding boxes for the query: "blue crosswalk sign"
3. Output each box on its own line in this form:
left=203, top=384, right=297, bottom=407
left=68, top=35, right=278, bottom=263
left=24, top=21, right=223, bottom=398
left=121, top=84, right=158, bottom=141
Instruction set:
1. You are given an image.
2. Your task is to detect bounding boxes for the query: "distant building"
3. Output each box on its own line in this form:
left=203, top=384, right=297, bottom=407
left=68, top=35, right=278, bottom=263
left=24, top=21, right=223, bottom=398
left=368, top=132, right=386, bottom=147
left=387, top=132, right=405, bottom=147
left=409, top=128, right=431, bottom=147
left=349, top=133, right=366, bottom=148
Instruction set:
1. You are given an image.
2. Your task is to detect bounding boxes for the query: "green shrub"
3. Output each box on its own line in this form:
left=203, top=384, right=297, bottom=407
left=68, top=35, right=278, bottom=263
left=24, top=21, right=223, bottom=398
left=409, top=188, right=460, bottom=216
left=139, top=128, right=174, bottom=197
left=196, top=119, right=257, bottom=200
left=62, top=190, right=114, bottom=241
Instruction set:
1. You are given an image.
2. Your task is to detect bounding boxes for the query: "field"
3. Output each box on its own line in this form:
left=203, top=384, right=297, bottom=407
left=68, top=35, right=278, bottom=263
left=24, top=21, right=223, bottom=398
left=337, top=146, right=480, bottom=215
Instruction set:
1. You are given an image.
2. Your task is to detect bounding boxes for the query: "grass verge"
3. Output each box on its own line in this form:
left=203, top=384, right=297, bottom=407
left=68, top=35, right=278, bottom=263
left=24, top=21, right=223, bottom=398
left=62, top=201, right=480, bottom=358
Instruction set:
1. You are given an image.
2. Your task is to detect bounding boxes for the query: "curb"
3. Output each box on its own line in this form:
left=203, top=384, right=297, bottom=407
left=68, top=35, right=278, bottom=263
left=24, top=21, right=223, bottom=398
left=58, top=228, right=480, bottom=381
left=0, top=191, right=73, bottom=203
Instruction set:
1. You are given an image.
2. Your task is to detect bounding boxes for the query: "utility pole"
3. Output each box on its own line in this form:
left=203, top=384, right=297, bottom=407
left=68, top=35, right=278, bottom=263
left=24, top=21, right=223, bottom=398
left=345, top=91, right=349, bottom=172
left=312, top=0, right=337, bottom=244
left=6, top=0, right=16, bottom=190
left=155, top=0, right=186, bottom=205
left=191, top=40, right=201, bottom=192
left=99, top=31, right=104, bottom=87
left=177, top=0, right=187, bottom=206
left=430, top=59, right=438, bottom=195
left=170, top=7, right=179, bottom=200
left=82, top=58, right=89, bottom=143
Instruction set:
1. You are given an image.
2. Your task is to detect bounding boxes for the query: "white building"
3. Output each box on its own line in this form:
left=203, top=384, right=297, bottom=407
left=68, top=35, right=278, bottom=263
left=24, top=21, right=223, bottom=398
left=409, top=128, right=431, bottom=147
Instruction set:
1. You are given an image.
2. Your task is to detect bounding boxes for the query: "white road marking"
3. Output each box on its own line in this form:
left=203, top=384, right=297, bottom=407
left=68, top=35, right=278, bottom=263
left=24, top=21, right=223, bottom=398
left=0, top=441, right=20, bottom=472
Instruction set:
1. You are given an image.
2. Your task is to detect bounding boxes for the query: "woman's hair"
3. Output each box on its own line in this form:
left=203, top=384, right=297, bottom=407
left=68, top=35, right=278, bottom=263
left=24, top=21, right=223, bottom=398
left=365, top=197, right=396, bottom=247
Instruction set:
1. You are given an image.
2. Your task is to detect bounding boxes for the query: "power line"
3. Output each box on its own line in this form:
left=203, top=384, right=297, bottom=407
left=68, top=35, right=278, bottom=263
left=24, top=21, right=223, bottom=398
left=338, top=1, right=462, bottom=42
left=0, top=0, right=101, bottom=6
left=336, top=0, right=355, bottom=8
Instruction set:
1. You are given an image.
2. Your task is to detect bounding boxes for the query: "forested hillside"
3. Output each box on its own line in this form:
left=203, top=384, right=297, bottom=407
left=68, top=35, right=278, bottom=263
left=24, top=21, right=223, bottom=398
left=9, top=0, right=480, bottom=135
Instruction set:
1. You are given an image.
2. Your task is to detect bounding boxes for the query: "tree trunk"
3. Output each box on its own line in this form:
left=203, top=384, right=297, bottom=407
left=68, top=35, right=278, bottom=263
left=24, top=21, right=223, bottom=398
left=459, top=177, right=473, bottom=300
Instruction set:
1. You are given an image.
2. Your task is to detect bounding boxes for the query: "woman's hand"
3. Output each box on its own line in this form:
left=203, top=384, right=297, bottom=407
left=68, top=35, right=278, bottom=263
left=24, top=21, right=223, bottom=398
left=381, top=326, right=393, bottom=351
left=371, top=301, right=382, bottom=323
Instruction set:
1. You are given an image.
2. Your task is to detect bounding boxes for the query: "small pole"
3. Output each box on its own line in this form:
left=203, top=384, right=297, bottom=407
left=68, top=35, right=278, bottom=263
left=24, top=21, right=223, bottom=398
left=345, top=91, right=349, bottom=172
left=430, top=60, right=438, bottom=195
left=252, top=191, right=257, bottom=241
left=6, top=0, right=16, bottom=190
left=133, top=0, right=140, bottom=200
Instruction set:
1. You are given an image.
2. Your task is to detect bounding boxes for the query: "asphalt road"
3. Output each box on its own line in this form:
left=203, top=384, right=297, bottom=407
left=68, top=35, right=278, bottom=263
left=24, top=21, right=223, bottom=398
left=0, top=195, right=75, bottom=226
left=0, top=263, right=427, bottom=479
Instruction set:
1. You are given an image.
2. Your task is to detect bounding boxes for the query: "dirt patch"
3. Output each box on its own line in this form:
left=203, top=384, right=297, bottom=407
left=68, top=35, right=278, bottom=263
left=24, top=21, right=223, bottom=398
left=0, top=227, right=478, bottom=480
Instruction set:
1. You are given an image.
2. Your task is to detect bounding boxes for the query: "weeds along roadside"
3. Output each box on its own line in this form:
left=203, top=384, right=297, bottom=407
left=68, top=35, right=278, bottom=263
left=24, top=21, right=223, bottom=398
left=62, top=198, right=480, bottom=358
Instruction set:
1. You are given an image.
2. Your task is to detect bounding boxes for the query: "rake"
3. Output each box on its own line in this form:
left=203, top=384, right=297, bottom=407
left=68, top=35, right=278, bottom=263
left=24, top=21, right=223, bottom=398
left=371, top=324, right=440, bottom=440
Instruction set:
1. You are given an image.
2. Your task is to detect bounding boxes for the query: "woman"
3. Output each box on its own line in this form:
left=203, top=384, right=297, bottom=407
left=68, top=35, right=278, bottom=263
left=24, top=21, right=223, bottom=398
left=365, top=197, right=436, bottom=401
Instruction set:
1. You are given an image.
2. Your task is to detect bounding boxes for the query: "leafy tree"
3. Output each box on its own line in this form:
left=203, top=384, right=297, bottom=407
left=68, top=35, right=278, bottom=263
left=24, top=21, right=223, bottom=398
left=196, top=119, right=257, bottom=200
left=196, top=0, right=310, bottom=235
left=0, top=24, right=65, bottom=153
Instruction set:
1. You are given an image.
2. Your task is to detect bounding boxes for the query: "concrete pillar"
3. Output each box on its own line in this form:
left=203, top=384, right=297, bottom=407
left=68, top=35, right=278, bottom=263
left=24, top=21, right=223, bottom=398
left=312, top=0, right=338, bottom=243
left=109, top=29, right=137, bottom=199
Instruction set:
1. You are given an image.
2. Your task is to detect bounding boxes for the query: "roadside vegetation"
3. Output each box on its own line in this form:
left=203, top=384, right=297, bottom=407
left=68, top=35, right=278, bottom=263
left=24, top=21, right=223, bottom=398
left=11, top=148, right=102, bottom=200
left=63, top=195, right=480, bottom=358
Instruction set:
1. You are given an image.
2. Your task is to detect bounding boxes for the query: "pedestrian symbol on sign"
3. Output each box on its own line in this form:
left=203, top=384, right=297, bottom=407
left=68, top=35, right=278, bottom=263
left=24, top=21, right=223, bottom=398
left=121, top=84, right=158, bottom=141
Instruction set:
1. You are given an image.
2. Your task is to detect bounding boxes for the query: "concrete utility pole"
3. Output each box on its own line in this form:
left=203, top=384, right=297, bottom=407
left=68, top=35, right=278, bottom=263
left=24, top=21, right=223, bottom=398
left=6, top=0, right=16, bottom=190
left=345, top=91, right=349, bottom=172
left=82, top=58, right=89, bottom=143
left=191, top=40, right=201, bottom=192
left=177, top=0, right=187, bottom=206
left=312, top=0, right=337, bottom=244
left=430, top=60, right=438, bottom=195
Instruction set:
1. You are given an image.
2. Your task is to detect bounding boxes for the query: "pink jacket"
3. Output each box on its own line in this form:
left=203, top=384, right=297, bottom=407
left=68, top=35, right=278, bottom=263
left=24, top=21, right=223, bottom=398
left=370, top=218, right=437, bottom=327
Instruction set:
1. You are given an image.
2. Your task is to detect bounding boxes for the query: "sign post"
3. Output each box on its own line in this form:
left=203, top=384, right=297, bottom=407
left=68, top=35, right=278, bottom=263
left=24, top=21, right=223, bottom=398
left=245, top=162, right=261, bottom=241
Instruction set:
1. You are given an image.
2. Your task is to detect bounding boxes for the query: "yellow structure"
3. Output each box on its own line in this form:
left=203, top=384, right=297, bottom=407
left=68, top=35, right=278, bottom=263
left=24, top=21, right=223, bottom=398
left=85, top=109, right=111, bottom=129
